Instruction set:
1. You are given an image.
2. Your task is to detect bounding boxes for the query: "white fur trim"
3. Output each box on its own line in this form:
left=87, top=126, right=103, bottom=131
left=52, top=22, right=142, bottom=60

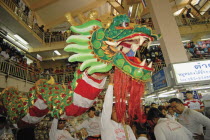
left=73, top=92, right=95, bottom=108
left=82, top=72, right=107, bottom=89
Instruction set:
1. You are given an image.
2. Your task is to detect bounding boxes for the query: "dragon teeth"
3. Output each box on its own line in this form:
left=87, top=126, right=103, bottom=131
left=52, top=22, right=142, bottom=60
left=148, top=62, right=153, bottom=68
left=131, top=44, right=139, bottom=52
left=117, top=45, right=123, bottom=51
left=147, top=41, right=152, bottom=49
left=105, top=41, right=121, bottom=47
left=139, top=36, right=147, bottom=46
left=140, top=59, right=146, bottom=66
left=122, top=47, right=130, bottom=54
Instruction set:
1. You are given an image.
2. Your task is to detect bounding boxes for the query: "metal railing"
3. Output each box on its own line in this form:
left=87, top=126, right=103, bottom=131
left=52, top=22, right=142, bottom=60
left=1, top=0, right=44, bottom=40
left=175, top=16, right=210, bottom=27
left=44, top=32, right=71, bottom=43
left=1, top=0, right=72, bottom=44
left=0, top=57, right=74, bottom=84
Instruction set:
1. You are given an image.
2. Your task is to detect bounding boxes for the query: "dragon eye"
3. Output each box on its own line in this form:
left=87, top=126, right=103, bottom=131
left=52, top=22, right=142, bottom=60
left=119, top=22, right=129, bottom=27
left=125, top=22, right=129, bottom=27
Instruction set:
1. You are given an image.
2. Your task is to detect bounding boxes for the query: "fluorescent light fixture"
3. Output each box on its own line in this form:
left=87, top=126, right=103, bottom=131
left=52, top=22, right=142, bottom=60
left=158, top=90, right=178, bottom=96
left=14, top=34, right=28, bottom=45
left=190, top=85, right=210, bottom=91
left=159, top=94, right=175, bottom=98
left=6, top=35, right=16, bottom=42
left=54, top=50, right=61, bottom=55
left=201, top=38, right=210, bottom=41
left=151, top=43, right=160, bottom=46
left=16, top=42, right=29, bottom=50
left=182, top=40, right=191, bottom=43
left=151, top=96, right=158, bottom=98
left=191, top=0, right=200, bottom=5
left=37, top=54, right=42, bottom=61
left=146, top=94, right=156, bottom=98
left=173, top=8, right=184, bottom=16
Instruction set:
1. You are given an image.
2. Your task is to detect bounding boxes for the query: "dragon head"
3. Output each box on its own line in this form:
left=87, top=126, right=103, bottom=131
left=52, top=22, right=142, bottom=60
left=65, top=14, right=160, bottom=82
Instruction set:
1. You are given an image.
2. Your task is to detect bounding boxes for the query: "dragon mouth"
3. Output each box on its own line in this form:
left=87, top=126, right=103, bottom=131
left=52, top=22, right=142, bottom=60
left=105, top=33, right=153, bottom=68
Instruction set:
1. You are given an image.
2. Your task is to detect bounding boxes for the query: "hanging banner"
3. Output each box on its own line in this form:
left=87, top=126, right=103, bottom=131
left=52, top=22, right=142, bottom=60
left=152, top=69, right=167, bottom=91
left=152, top=67, right=171, bottom=91
left=172, top=60, right=210, bottom=85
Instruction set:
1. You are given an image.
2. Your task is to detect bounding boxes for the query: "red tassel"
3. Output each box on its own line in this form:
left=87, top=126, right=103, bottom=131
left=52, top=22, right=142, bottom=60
left=113, top=67, right=145, bottom=123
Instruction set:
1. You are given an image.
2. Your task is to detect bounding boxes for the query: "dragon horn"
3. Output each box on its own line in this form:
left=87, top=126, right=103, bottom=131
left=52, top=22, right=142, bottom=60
left=47, top=76, right=55, bottom=85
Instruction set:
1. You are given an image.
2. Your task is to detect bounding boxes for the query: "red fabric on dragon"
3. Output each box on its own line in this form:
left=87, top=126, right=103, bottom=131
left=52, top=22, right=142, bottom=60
left=65, top=72, right=106, bottom=116
left=114, top=67, right=145, bottom=123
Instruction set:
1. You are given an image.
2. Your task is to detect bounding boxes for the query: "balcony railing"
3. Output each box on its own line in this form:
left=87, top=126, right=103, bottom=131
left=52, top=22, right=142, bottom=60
left=0, top=0, right=44, bottom=40
left=0, top=57, right=74, bottom=84
left=2, top=0, right=209, bottom=45
left=175, top=16, right=210, bottom=27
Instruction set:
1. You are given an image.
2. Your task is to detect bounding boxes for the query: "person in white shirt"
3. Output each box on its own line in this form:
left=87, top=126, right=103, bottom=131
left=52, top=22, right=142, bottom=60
left=75, top=107, right=101, bottom=140
left=10, top=53, right=20, bottom=63
left=169, top=98, right=210, bottom=140
left=101, top=73, right=136, bottom=140
left=49, top=118, right=78, bottom=140
left=0, top=48, right=10, bottom=60
left=147, top=108, right=193, bottom=140
left=166, top=106, right=176, bottom=121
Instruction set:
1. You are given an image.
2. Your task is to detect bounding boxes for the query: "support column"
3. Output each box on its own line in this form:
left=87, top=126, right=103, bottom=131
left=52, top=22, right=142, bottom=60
left=147, top=0, right=188, bottom=65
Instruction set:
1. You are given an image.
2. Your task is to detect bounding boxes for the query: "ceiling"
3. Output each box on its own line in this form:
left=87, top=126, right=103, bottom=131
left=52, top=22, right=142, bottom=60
left=0, top=0, right=209, bottom=61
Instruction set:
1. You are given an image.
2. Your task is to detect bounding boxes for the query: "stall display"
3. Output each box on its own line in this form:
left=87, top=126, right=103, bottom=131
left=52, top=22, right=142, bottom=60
left=34, top=115, right=52, bottom=140
left=184, top=40, right=210, bottom=58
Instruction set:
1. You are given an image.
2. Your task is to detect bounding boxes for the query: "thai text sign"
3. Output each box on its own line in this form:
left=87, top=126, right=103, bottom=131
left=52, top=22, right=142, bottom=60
left=172, top=60, right=210, bottom=84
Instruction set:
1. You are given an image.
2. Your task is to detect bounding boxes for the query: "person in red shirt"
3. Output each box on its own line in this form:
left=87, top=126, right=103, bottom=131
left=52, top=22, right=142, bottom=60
left=60, top=66, right=65, bottom=73
left=54, top=67, right=60, bottom=74
left=184, top=91, right=204, bottom=113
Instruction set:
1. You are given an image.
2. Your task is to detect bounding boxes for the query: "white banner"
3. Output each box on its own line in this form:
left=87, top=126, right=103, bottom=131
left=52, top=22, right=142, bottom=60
left=172, top=60, right=210, bottom=84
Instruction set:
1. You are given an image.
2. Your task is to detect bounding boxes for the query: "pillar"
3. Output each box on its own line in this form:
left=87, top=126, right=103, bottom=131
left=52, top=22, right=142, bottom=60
left=147, top=0, right=188, bottom=65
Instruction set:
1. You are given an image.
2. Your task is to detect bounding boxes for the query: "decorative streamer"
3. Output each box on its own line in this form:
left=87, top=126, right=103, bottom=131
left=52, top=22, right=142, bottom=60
left=114, top=67, right=145, bottom=123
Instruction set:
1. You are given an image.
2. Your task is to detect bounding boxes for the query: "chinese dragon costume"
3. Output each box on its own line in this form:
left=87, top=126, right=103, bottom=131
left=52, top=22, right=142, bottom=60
left=0, top=15, right=160, bottom=127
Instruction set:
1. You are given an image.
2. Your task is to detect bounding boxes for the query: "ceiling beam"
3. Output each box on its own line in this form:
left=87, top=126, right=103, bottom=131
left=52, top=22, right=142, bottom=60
left=131, top=4, right=138, bottom=18
left=126, top=0, right=141, bottom=5
left=189, top=4, right=202, bottom=17
left=141, top=3, right=190, bottom=17
left=107, top=0, right=125, bottom=14
left=29, top=42, right=67, bottom=53
left=45, top=0, right=107, bottom=29
left=199, top=1, right=210, bottom=15
left=25, top=0, right=59, bottom=11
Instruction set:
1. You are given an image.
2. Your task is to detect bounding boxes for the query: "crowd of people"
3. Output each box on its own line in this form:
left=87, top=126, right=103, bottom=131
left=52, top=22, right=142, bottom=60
left=0, top=37, right=77, bottom=81
left=1, top=74, right=210, bottom=140
left=44, top=29, right=71, bottom=43
left=42, top=65, right=76, bottom=75
left=3, top=0, right=71, bottom=43
left=0, top=38, right=29, bottom=68
left=184, top=41, right=210, bottom=59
